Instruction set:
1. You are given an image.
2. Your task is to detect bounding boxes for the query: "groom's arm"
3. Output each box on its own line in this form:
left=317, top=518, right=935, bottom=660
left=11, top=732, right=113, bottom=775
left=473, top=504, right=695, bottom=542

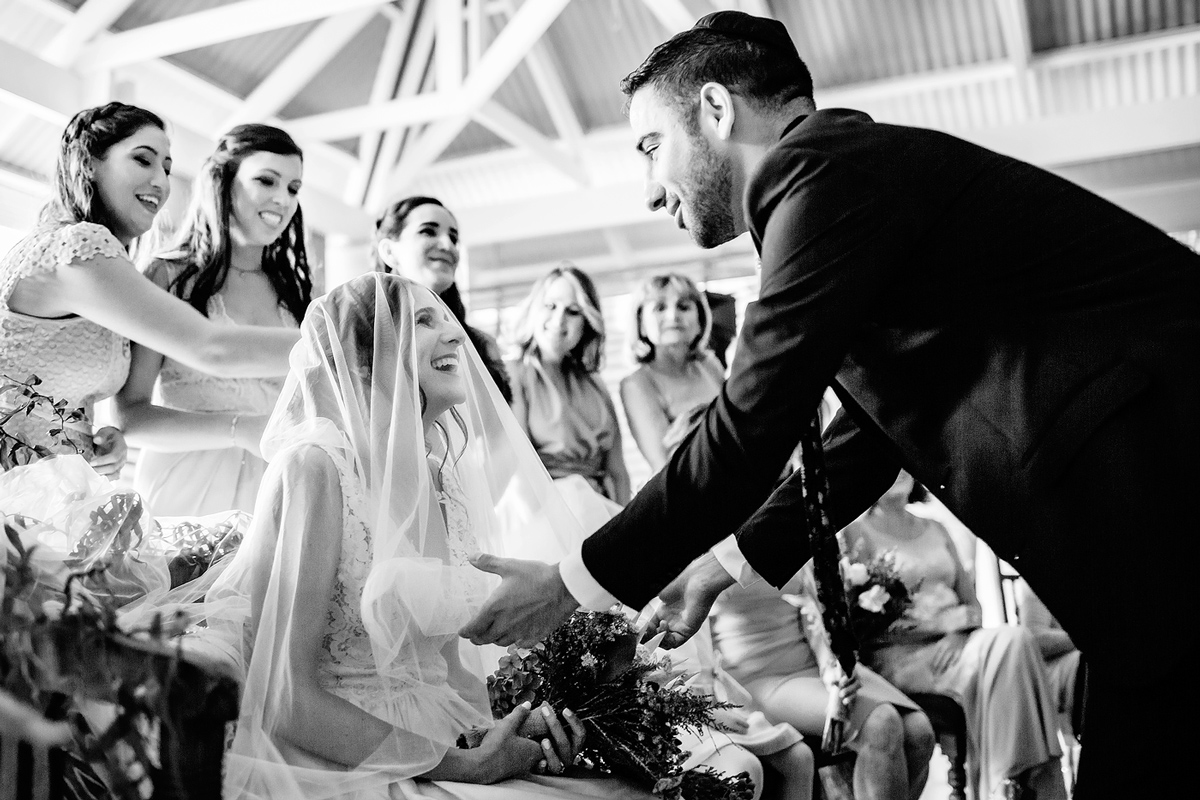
left=578, top=146, right=919, bottom=609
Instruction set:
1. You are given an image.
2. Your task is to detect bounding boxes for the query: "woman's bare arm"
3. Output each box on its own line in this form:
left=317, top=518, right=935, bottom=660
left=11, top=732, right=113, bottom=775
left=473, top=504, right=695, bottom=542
left=9, top=252, right=296, bottom=377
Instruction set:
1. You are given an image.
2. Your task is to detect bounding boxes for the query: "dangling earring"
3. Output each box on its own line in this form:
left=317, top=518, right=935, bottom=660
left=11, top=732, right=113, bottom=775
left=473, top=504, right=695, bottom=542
left=419, top=387, right=427, bottom=414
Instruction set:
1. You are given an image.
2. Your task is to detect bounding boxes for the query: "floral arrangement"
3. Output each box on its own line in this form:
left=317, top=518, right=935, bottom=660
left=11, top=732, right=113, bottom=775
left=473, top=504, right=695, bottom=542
left=487, top=610, right=754, bottom=800
left=840, top=546, right=914, bottom=643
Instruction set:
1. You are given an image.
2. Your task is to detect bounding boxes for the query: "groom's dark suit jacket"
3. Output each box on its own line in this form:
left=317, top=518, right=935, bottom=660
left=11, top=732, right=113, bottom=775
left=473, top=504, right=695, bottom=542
left=583, top=109, right=1200, bottom=650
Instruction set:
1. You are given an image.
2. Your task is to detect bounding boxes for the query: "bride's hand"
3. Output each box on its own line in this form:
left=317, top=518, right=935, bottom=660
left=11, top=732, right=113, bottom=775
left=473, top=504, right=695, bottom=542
left=518, top=702, right=586, bottom=771
left=470, top=704, right=544, bottom=783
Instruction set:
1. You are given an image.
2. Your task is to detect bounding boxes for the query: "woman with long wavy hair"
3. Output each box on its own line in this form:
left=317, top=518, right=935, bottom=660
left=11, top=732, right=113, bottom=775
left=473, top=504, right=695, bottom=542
left=507, top=264, right=630, bottom=518
left=116, top=123, right=312, bottom=516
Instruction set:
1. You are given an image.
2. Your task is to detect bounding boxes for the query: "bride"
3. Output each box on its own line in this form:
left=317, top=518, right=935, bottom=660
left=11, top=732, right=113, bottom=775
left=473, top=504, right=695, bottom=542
left=199, top=272, right=652, bottom=799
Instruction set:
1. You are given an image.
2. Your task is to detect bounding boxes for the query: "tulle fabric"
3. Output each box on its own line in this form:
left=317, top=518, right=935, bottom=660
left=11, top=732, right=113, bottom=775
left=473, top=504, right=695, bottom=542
left=143, top=273, right=593, bottom=799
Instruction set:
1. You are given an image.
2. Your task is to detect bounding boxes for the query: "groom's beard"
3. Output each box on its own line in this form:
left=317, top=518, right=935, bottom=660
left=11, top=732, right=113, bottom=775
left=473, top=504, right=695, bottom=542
left=683, top=135, right=738, bottom=250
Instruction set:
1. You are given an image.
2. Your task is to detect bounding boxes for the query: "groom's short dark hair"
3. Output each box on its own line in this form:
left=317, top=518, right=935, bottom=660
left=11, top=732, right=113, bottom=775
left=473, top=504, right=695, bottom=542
left=621, top=12, right=814, bottom=129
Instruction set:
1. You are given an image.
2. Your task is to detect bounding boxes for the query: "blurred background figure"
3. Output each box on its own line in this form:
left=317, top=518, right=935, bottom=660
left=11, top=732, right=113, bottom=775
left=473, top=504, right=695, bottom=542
left=118, top=124, right=311, bottom=517
left=374, top=195, right=511, bottom=403
left=1015, top=578, right=1082, bottom=743
left=507, top=263, right=630, bottom=522
left=845, top=471, right=1067, bottom=800
left=620, top=273, right=725, bottom=472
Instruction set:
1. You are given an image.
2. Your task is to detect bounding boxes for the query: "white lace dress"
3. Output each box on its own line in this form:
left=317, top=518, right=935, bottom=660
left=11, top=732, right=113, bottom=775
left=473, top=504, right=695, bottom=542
left=133, top=262, right=292, bottom=516
left=0, top=222, right=131, bottom=461
left=269, top=447, right=653, bottom=800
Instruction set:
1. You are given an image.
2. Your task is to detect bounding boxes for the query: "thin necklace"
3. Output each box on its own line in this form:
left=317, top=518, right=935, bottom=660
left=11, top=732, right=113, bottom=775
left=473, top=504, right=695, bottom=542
left=229, top=263, right=264, bottom=275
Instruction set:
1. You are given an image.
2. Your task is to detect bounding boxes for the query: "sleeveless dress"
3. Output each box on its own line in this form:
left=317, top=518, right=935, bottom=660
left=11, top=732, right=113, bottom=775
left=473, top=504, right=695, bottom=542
left=133, top=263, right=292, bottom=516
left=709, top=573, right=919, bottom=747
left=0, top=222, right=131, bottom=462
left=507, top=359, right=619, bottom=500
left=848, top=514, right=1065, bottom=799
left=231, top=445, right=653, bottom=800
left=620, top=352, right=724, bottom=462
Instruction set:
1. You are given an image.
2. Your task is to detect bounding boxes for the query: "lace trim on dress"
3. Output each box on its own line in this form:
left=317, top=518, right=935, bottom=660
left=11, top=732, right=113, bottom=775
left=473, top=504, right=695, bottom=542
left=432, top=459, right=476, bottom=566
left=0, top=222, right=126, bottom=305
left=320, top=446, right=374, bottom=671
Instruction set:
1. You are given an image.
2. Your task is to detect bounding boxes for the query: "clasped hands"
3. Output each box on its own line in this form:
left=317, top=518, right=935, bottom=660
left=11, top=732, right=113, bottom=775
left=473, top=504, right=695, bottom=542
left=466, top=701, right=586, bottom=782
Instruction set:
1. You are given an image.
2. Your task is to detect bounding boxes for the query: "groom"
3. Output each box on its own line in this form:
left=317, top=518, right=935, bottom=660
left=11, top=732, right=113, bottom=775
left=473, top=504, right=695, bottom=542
left=462, top=11, right=1200, bottom=796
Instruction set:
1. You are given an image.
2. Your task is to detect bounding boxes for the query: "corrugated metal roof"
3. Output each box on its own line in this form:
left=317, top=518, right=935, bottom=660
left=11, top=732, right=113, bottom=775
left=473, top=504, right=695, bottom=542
left=773, top=0, right=1006, bottom=87
left=1030, top=0, right=1200, bottom=49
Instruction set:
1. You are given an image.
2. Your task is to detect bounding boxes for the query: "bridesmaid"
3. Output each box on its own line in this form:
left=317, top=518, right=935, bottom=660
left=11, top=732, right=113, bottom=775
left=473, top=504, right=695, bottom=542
left=619, top=273, right=725, bottom=472
left=0, top=103, right=297, bottom=479
left=116, top=124, right=311, bottom=516
left=848, top=470, right=1067, bottom=800
left=507, top=264, right=631, bottom=508
left=373, top=195, right=511, bottom=403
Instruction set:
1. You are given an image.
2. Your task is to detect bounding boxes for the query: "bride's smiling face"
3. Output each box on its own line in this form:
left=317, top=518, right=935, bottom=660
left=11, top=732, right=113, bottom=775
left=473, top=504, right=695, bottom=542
left=411, top=285, right=466, bottom=424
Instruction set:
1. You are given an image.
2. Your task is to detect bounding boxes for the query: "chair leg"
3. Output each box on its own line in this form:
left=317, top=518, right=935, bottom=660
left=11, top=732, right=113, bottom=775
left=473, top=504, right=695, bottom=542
left=940, top=733, right=968, bottom=800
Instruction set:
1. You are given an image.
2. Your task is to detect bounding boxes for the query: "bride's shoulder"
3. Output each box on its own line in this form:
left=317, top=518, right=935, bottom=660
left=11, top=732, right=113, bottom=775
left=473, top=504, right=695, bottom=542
left=273, top=443, right=346, bottom=490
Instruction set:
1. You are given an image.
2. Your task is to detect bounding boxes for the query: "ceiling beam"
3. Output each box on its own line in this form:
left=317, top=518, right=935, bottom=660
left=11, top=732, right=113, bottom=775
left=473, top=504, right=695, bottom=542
left=639, top=0, right=697, bottom=33
left=473, top=100, right=588, bottom=185
left=218, top=6, right=380, bottom=133
left=383, top=0, right=573, bottom=196
left=41, top=0, right=136, bottom=66
left=437, top=0, right=465, bottom=91
left=364, top=8, right=439, bottom=211
left=73, top=0, right=393, bottom=70
left=345, top=2, right=419, bottom=205
left=993, top=0, right=1039, bottom=118
left=493, top=0, right=583, bottom=149
left=284, top=90, right=460, bottom=140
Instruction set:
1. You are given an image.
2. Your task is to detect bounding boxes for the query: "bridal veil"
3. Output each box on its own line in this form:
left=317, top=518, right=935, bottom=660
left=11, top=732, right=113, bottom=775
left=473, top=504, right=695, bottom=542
left=163, top=273, right=594, bottom=799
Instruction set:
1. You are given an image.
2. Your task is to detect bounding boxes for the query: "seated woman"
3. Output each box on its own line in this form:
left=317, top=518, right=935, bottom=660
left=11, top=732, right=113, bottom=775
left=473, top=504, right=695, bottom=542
left=374, top=195, right=511, bottom=403
left=205, top=273, right=655, bottom=798
left=709, top=559, right=935, bottom=800
left=1015, top=578, right=1081, bottom=742
left=0, top=103, right=297, bottom=479
left=847, top=471, right=1067, bottom=800
left=117, top=124, right=311, bottom=516
left=619, top=273, right=725, bottom=473
left=507, top=264, right=631, bottom=516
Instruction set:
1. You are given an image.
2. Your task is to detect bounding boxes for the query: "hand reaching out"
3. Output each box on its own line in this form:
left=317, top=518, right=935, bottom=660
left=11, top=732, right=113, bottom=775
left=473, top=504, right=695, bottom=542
left=642, top=551, right=735, bottom=649
left=460, top=555, right=579, bottom=648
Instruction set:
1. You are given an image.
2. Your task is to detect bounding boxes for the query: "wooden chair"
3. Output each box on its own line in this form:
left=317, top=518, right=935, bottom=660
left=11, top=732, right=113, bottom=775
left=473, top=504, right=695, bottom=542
left=908, top=692, right=969, bottom=800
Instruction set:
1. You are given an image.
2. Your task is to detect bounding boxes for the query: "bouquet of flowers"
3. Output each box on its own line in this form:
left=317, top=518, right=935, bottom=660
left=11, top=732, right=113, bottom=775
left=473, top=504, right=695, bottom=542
left=840, top=546, right=913, bottom=643
left=487, top=610, right=754, bottom=800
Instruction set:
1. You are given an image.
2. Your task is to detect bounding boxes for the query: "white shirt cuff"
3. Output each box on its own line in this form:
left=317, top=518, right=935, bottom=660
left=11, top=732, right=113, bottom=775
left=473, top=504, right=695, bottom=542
left=559, top=546, right=619, bottom=611
left=712, top=535, right=765, bottom=588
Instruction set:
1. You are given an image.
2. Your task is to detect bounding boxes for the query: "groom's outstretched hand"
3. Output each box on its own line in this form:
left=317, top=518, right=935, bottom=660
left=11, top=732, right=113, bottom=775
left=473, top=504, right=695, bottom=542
left=460, top=554, right=579, bottom=648
left=643, top=551, right=736, bottom=649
